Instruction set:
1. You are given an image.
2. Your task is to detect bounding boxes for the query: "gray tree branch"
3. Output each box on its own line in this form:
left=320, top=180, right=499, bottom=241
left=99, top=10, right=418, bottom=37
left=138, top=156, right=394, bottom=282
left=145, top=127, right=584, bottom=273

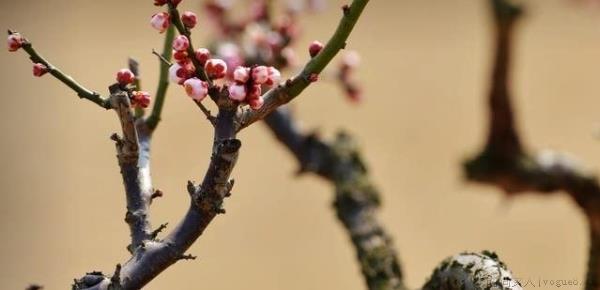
left=464, top=1, right=600, bottom=290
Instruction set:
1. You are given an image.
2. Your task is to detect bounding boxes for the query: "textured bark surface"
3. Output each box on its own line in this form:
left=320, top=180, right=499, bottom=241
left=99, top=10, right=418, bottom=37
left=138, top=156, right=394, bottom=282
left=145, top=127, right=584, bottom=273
left=265, top=107, right=405, bottom=290
left=423, top=252, right=522, bottom=290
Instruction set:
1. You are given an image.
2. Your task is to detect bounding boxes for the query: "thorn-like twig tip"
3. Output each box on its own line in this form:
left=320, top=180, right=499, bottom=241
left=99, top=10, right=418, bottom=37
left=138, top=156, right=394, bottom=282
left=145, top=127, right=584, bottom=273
left=178, top=253, right=197, bottom=261
left=151, top=189, right=164, bottom=199
left=151, top=223, right=168, bottom=239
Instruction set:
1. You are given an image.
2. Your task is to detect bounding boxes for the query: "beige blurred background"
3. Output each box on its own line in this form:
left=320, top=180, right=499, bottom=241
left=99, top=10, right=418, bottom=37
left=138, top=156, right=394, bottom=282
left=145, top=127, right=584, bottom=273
left=1, top=0, right=600, bottom=289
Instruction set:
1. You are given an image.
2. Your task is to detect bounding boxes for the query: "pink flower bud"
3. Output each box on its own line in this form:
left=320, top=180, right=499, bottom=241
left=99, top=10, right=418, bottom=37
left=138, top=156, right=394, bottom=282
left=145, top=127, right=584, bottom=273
left=183, top=78, right=209, bottom=101
left=33, top=63, right=48, bottom=77
left=150, top=12, right=170, bottom=33
left=173, top=35, right=190, bottom=52
left=228, top=83, right=247, bottom=101
left=248, top=84, right=262, bottom=99
left=195, top=48, right=211, bottom=66
left=173, top=50, right=188, bottom=63
left=154, top=0, right=168, bottom=6
left=181, top=11, right=198, bottom=29
left=169, top=63, right=192, bottom=84
left=116, top=68, right=135, bottom=85
left=248, top=96, right=264, bottom=110
left=7, top=33, right=24, bottom=52
left=265, top=67, right=281, bottom=86
left=204, top=59, right=227, bottom=79
left=309, top=40, right=324, bottom=57
left=233, top=66, right=250, bottom=83
left=308, top=73, right=319, bottom=83
left=251, top=66, right=269, bottom=84
left=131, top=91, right=151, bottom=108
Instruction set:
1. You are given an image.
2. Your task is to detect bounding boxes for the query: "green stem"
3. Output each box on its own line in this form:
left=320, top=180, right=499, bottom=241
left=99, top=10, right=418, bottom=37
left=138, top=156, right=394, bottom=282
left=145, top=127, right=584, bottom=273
left=237, top=0, right=369, bottom=130
left=146, top=25, right=175, bottom=131
left=18, top=37, right=111, bottom=109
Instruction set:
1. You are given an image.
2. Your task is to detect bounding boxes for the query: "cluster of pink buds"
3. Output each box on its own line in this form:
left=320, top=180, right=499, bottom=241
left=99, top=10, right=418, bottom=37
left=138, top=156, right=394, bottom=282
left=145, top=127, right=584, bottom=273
left=228, top=65, right=280, bottom=109
left=7, top=32, right=25, bottom=52
left=131, top=91, right=151, bottom=108
left=33, top=63, right=48, bottom=77
left=169, top=45, right=226, bottom=102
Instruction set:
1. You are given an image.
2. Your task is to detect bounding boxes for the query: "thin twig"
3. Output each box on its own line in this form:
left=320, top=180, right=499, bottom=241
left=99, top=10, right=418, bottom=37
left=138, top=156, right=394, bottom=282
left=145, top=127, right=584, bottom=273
left=194, top=100, right=217, bottom=126
left=147, top=25, right=175, bottom=130
left=11, top=30, right=111, bottom=109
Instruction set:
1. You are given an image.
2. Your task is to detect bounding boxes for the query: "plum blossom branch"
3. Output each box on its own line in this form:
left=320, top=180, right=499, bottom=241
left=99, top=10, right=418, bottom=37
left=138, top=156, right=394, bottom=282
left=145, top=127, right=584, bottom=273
left=464, top=1, right=600, bottom=290
left=166, top=2, right=212, bottom=84
left=237, top=0, right=370, bottom=130
left=8, top=30, right=112, bottom=109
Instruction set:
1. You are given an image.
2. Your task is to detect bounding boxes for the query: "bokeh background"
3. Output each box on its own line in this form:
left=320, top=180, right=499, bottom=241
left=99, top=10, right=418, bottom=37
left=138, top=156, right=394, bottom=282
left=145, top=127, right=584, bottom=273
left=1, top=0, right=600, bottom=289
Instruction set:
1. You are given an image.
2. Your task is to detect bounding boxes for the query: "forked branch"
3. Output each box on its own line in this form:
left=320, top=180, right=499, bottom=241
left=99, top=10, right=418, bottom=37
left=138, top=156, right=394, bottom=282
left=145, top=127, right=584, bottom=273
left=464, top=1, right=600, bottom=290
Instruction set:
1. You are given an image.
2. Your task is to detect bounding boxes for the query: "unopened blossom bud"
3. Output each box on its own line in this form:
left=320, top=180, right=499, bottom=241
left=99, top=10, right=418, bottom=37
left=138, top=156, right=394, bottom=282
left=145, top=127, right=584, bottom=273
left=265, top=67, right=281, bottom=86
left=173, top=35, right=190, bottom=52
left=131, top=91, right=151, bottom=108
left=7, top=33, right=24, bottom=52
left=204, top=59, right=227, bottom=79
left=251, top=66, right=269, bottom=84
left=248, top=96, right=264, bottom=110
left=181, top=11, right=198, bottom=29
left=233, top=66, right=250, bottom=83
left=308, top=73, right=319, bottom=83
left=154, top=0, right=168, bottom=6
left=309, top=40, right=324, bottom=57
left=342, top=50, right=361, bottom=68
left=228, top=83, right=247, bottom=101
left=248, top=84, right=262, bottom=99
left=195, top=48, right=211, bottom=66
left=173, top=50, right=188, bottom=63
left=33, top=63, right=48, bottom=77
left=183, top=78, right=209, bottom=101
left=169, top=63, right=192, bottom=84
left=116, top=68, right=135, bottom=85
left=151, top=12, right=170, bottom=33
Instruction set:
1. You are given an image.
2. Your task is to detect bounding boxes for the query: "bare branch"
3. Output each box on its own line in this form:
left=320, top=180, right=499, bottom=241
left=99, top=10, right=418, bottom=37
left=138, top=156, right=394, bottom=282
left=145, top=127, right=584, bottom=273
left=109, top=84, right=154, bottom=252
left=10, top=30, right=111, bottom=109
left=109, top=107, right=240, bottom=290
left=237, top=0, right=370, bottom=130
left=264, top=107, right=405, bottom=290
left=464, top=1, right=600, bottom=290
